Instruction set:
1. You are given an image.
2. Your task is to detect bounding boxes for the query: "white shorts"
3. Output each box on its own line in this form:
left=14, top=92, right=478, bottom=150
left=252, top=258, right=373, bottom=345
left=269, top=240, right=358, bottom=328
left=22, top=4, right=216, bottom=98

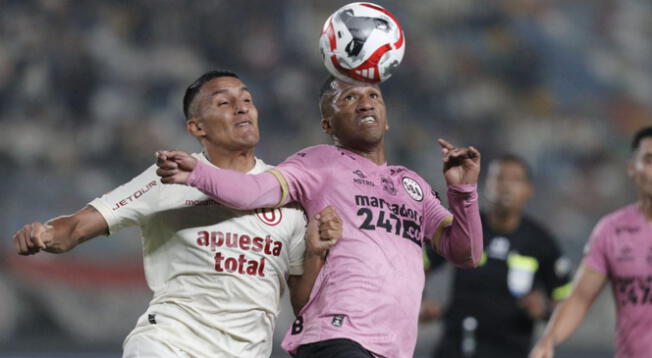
left=123, top=332, right=192, bottom=358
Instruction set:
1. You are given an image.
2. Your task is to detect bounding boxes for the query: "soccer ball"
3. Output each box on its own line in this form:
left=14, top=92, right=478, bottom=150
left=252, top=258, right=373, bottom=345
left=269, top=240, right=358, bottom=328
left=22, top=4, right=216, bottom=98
left=319, top=2, right=405, bottom=84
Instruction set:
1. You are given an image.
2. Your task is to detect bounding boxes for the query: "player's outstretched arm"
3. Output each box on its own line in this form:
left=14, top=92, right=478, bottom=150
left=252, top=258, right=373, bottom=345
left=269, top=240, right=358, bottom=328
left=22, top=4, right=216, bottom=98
left=528, top=264, right=607, bottom=358
left=288, top=206, right=342, bottom=315
left=435, top=139, right=483, bottom=268
left=156, top=150, right=286, bottom=209
left=13, top=206, right=108, bottom=255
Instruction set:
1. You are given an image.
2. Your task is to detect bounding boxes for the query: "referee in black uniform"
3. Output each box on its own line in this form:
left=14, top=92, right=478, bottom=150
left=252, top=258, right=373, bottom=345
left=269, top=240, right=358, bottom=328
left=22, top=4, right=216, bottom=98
left=422, top=154, right=572, bottom=358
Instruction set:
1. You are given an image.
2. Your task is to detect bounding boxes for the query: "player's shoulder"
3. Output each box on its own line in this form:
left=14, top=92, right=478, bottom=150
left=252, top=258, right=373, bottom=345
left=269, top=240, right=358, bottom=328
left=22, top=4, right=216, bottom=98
left=592, top=203, right=641, bottom=237
left=389, top=165, right=433, bottom=190
left=293, top=144, right=338, bottom=157
left=281, top=144, right=339, bottom=167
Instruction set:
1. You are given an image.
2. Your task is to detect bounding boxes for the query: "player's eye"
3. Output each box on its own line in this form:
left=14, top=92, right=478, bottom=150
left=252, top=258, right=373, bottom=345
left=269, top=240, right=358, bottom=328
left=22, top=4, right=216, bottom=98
left=344, top=94, right=355, bottom=101
left=243, top=98, right=252, bottom=103
left=218, top=101, right=229, bottom=106
left=370, top=93, right=379, bottom=99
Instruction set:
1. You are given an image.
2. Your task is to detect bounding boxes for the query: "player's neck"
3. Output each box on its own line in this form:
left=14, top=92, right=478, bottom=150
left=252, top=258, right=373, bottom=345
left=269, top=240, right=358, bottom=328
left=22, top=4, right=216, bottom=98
left=488, top=208, right=522, bottom=233
left=203, top=147, right=256, bottom=173
left=639, top=195, right=652, bottom=222
left=340, top=144, right=386, bottom=165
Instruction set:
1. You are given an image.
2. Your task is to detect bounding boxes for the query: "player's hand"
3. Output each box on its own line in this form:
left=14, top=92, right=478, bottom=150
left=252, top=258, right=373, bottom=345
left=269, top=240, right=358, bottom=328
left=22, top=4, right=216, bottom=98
left=305, top=205, right=342, bottom=259
left=418, top=299, right=442, bottom=323
left=518, top=290, right=548, bottom=320
left=156, top=150, right=198, bottom=184
left=528, top=336, right=555, bottom=358
left=437, top=138, right=481, bottom=186
left=13, top=222, right=54, bottom=255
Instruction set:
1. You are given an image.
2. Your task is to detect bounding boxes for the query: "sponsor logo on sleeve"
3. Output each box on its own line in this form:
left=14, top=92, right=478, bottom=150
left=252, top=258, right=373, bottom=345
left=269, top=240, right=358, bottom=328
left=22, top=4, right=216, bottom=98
left=111, top=181, right=157, bottom=211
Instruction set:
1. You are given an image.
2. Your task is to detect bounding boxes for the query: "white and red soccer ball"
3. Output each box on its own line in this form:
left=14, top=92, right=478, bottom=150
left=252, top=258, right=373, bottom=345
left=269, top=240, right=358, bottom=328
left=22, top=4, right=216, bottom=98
left=319, top=2, right=405, bottom=84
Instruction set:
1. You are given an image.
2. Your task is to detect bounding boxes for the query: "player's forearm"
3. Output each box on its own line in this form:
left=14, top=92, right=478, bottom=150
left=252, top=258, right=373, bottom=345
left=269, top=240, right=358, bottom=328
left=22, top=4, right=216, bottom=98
left=538, top=294, right=591, bottom=348
left=46, top=207, right=108, bottom=253
left=187, top=160, right=284, bottom=209
left=439, top=184, right=482, bottom=268
left=43, top=216, right=89, bottom=253
left=290, top=253, right=326, bottom=315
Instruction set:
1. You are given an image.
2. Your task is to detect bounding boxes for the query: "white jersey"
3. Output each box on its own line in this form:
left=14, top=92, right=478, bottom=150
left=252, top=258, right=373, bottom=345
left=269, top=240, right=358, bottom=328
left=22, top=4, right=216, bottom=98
left=89, top=153, right=307, bottom=358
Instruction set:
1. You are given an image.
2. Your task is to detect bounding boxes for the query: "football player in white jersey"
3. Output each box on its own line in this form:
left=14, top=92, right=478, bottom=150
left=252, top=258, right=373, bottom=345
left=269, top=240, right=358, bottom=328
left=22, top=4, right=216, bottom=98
left=12, top=70, right=342, bottom=358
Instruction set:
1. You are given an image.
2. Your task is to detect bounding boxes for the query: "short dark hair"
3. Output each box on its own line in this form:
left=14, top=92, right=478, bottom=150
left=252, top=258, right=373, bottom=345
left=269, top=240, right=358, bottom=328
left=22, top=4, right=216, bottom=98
left=319, top=75, right=338, bottom=100
left=491, top=153, right=533, bottom=181
left=183, top=70, right=239, bottom=120
left=631, top=126, right=652, bottom=153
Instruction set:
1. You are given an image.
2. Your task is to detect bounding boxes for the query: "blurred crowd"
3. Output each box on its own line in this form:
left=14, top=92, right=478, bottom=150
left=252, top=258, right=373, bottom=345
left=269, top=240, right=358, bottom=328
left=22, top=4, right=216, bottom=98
left=1, top=0, right=650, bottom=356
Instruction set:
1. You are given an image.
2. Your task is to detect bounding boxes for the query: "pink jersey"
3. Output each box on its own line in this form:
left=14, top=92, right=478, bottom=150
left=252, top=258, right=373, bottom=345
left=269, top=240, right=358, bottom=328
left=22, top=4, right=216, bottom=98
left=584, top=204, right=652, bottom=358
left=273, top=145, right=479, bottom=358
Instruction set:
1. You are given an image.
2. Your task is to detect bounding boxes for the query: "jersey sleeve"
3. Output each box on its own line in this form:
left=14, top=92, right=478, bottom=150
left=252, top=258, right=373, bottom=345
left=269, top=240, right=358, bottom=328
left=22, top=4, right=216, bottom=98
left=583, top=218, right=610, bottom=276
left=286, top=206, right=308, bottom=276
left=434, top=184, right=483, bottom=267
left=270, top=147, right=328, bottom=205
left=88, top=164, right=162, bottom=235
left=422, top=186, right=454, bottom=248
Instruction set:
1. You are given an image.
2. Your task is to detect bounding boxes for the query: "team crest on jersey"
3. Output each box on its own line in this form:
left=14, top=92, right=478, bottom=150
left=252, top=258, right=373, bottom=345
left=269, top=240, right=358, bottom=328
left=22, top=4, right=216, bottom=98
left=402, top=177, right=423, bottom=202
left=382, top=177, right=397, bottom=195
left=255, top=208, right=283, bottom=226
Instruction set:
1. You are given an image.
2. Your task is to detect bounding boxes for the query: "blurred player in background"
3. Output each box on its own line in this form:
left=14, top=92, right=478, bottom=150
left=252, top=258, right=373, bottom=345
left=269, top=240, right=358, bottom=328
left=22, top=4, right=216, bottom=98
left=12, top=70, right=342, bottom=358
left=155, top=76, right=483, bottom=358
left=421, top=154, right=572, bottom=358
left=529, top=125, right=652, bottom=358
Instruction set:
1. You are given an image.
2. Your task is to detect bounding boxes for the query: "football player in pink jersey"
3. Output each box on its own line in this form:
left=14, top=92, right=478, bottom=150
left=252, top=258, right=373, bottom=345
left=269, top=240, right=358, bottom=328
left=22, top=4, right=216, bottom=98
left=12, top=70, right=342, bottom=358
left=155, top=76, right=483, bottom=358
left=529, top=125, right=652, bottom=358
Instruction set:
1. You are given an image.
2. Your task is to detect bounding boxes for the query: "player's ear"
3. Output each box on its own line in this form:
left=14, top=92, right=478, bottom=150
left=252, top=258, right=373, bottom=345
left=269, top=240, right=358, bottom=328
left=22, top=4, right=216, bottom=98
left=187, top=118, right=205, bottom=137
left=321, top=118, right=333, bottom=135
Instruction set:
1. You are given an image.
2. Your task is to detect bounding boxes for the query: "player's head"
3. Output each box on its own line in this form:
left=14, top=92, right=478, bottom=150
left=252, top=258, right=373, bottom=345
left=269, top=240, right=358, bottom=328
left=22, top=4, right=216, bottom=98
left=318, top=76, right=388, bottom=151
left=485, top=154, right=533, bottom=214
left=183, top=70, right=259, bottom=151
left=628, top=125, right=652, bottom=199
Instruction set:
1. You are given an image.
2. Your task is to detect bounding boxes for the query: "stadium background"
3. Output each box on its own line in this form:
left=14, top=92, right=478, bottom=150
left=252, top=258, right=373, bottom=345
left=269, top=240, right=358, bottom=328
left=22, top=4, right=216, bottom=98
left=1, top=0, right=650, bottom=357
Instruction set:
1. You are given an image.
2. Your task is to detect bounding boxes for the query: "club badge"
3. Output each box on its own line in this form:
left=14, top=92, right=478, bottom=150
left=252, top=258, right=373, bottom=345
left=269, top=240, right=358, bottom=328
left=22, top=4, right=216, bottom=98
left=255, top=208, right=283, bottom=226
left=402, top=177, right=423, bottom=202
